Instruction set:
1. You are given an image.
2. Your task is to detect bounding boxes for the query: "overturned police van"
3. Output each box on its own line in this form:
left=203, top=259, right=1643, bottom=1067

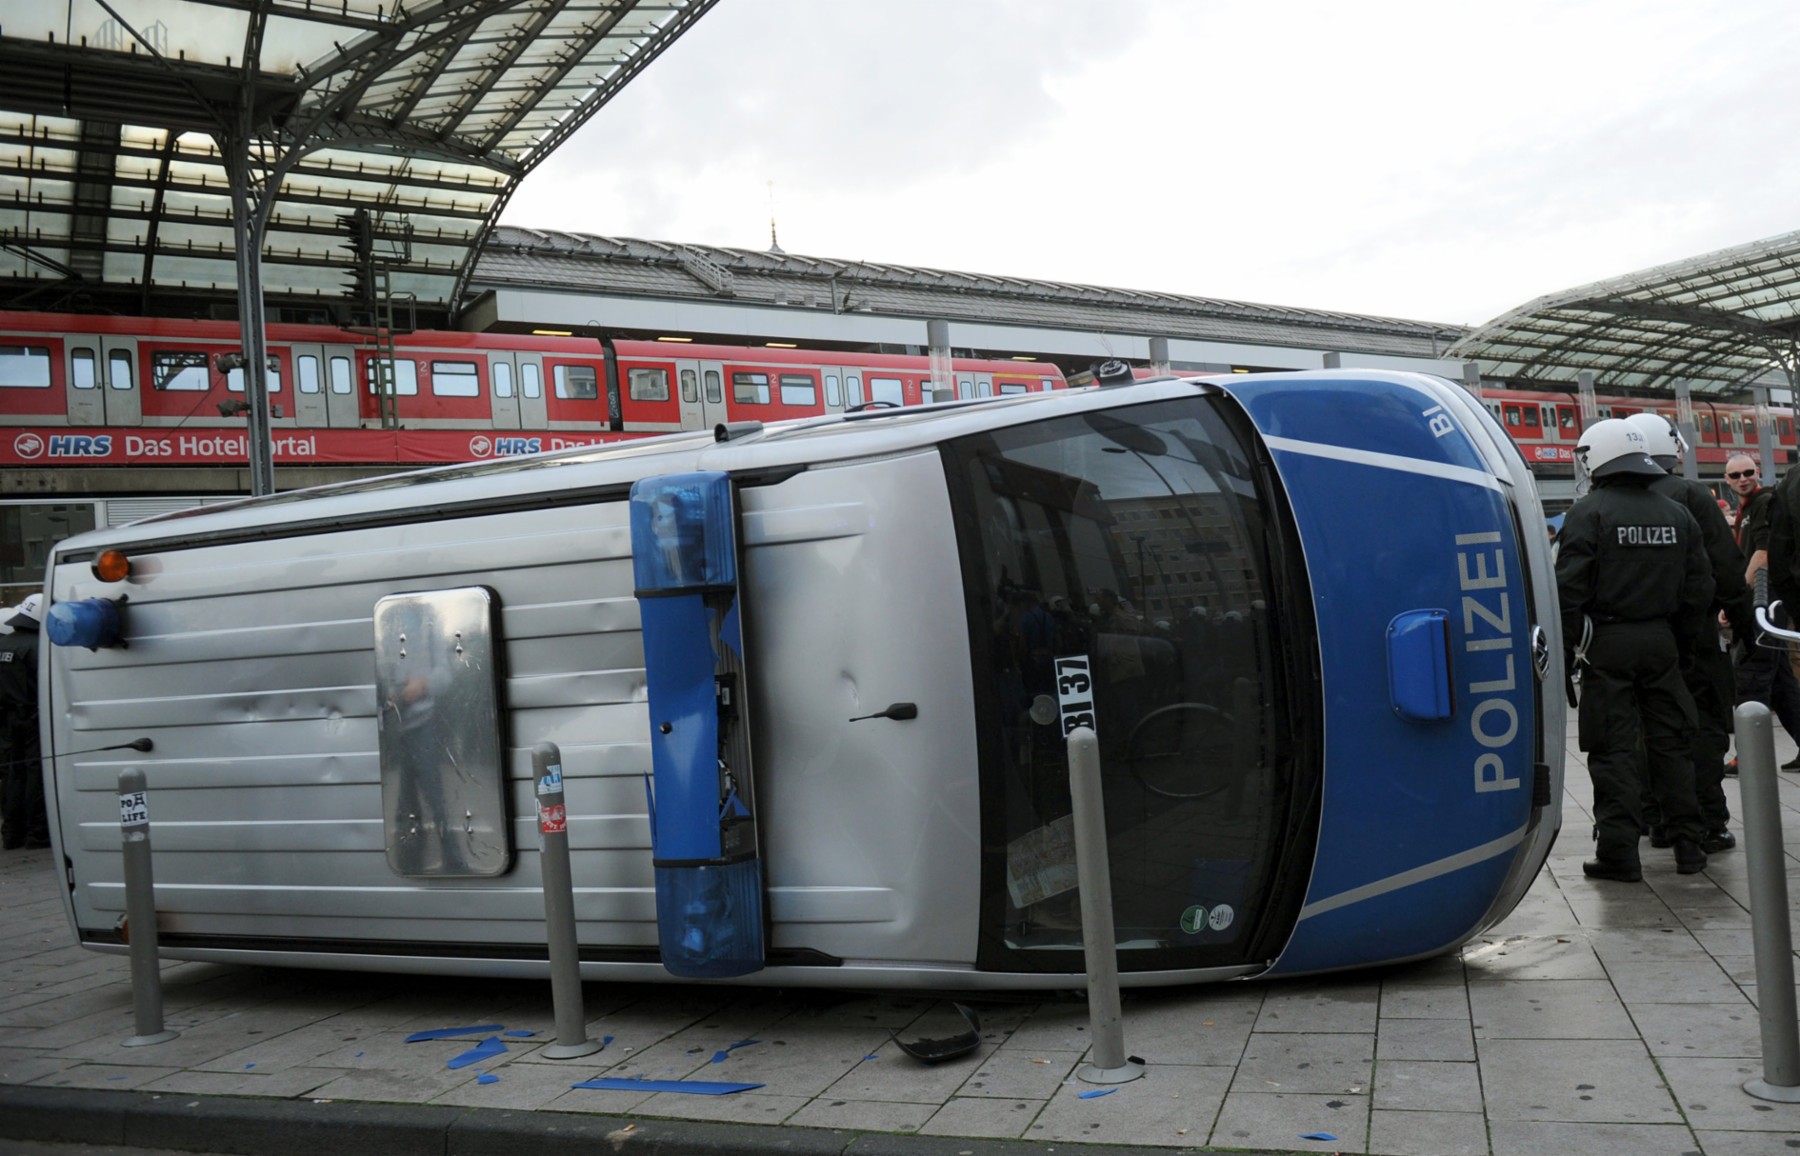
left=39, top=370, right=1561, bottom=988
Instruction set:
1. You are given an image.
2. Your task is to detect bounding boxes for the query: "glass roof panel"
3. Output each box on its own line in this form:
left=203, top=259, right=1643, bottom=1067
left=1448, top=231, right=1800, bottom=395
left=1, top=0, right=719, bottom=315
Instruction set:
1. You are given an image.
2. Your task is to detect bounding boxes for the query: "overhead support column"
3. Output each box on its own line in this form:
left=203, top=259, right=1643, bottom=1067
left=1462, top=362, right=1482, bottom=396
left=1755, top=385, right=1778, bottom=482
left=1148, top=336, right=1170, bottom=377
left=1577, top=371, right=1598, bottom=424
left=927, top=319, right=953, bottom=403
left=224, top=138, right=276, bottom=498
left=1674, top=381, right=1700, bottom=479
left=1322, top=351, right=1342, bottom=369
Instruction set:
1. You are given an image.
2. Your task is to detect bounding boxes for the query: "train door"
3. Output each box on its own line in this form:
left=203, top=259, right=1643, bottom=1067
left=66, top=335, right=140, bottom=426
left=676, top=359, right=728, bottom=430
left=486, top=352, right=522, bottom=430
left=514, top=354, right=547, bottom=429
left=821, top=366, right=851, bottom=414
left=292, top=344, right=359, bottom=428
left=968, top=372, right=993, bottom=399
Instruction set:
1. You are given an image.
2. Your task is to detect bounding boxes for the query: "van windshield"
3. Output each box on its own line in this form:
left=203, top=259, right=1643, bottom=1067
left=943, top=394, right=1318, bottom=973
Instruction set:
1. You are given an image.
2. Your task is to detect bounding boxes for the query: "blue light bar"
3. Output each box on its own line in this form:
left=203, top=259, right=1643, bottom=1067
left=46, top=598, right=124, bottom=651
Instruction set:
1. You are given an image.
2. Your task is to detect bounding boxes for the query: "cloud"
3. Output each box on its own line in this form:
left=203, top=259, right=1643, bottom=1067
left=503, top=0, right=1800, bottom=326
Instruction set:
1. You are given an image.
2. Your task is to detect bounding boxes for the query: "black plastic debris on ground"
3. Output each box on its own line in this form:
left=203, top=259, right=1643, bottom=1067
left=891, top=1003, right=981, bottom=1063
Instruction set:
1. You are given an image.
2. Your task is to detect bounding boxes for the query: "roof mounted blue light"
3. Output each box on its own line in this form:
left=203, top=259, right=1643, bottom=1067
left=47, top=597, right=125, bottom=651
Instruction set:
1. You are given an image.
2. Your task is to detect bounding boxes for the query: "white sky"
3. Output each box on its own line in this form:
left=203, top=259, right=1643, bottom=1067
left=502, top=0, right=1800, bottom=328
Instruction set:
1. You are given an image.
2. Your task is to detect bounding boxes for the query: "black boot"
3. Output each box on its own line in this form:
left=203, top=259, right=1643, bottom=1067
left=1583, top=858, right=1642, bottom=882
left=1674, top=839, right=1707, bottom=874
left=1701, top=829, right=1736, bottom=854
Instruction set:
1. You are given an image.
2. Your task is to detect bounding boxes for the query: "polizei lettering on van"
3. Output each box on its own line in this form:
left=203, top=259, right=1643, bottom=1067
left=1456, top=530, right=1521, bottom=794
left=1616, top=525, right=1677, bottom=546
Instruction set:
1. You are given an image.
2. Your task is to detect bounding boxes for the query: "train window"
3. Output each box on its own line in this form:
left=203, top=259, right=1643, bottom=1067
left=71, top=349, right=97, bottom=389
left=1701, top=413, right=1714, bottom=433
left=629, top=367, right=670, bottom=402
left=977, top=380, right=992, bottom=398
left=1559, top=408, right=1576, bottom=430
left=0, top=345, right=52, bottom=388
left=0, top=345, right=55, bottom=391
left=869, top=376, right=904, bottom=406
left=492, top=362, right=514, bottom=398
left=779, top=373, right=816, bottom=406
left=366, top=358, right=419, bottom=395
left=681, top=368, right=698, bottom=404
left=1783, top=418, right=1794, bottom=438
left=824, top=374, right=840, bottom=407
left=151, top=351, right=210, bottom=391
left=704, top=369, right=722, bottom=404
left=1503, top=407, right=1520, bottom=426
left=945, top=397, right=1301, bottom=970
left=553, top=364, right=597, bottom=400
left=522, top=363, right=543, bottom=399
left=297, top=355, right=321, bottom=394
left=109, top=350, right=132, bottom=391
left=431, top=361, right=481, bottom=398
left=846, top=374, right=863, bottom=406
left=329, top=356, right=351, bottom=395
left=733, top=372, right=770, bottom=405
left=226, top=360, right=283, bottom=393
left=1000, top=381, right=1028, bottom=395
left=958, top=378, right=973, bottom=399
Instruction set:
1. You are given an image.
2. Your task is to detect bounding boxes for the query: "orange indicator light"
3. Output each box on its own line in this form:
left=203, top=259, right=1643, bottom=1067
left=93, top=550, right=131, bottom=583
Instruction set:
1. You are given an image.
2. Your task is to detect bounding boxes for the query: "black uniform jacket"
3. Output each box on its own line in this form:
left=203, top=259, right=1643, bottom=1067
left=1648, top=472, right=1750, bottom=632
left=1556, top=479, right=1714, bottom=650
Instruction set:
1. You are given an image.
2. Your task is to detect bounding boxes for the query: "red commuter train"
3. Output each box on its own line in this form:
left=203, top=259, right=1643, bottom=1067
left=1476, top=387, right=1798, bottom=470
left=0, top=311, right=1067, bottom=470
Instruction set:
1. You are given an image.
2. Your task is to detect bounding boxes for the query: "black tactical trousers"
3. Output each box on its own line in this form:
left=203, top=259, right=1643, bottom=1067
left=1642, top=621, right=1733, bottom=830
left=1579, top=621, right=1704, bottom=862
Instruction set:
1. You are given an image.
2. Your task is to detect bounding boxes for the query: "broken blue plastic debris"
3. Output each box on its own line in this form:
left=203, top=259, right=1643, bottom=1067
left=405, top=1024, right=504, bottom=1042
left=1076, top=1088, right=1115, bottom=1099
left=864, top=1054, right=879, bottom=1061
left=1299, top=1133, right=1338, bottom=1142
left=710, top=1038, right=759, bottom=1063
left=503, top=1030, right=535, bottom=1038
left=244, top=1063, right=254, bottom=1070
left=446, top=1037, right=507, bottom=1070
left=572, top=1077, right=764, bottom=1095
left=476, top=1073, right=499, bottom=1085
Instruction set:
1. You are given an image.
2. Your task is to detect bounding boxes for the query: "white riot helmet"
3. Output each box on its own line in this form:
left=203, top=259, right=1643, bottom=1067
left=1574, top=417, right=1664, bottom=483
left=1623, top=412, right=1687, bottom=464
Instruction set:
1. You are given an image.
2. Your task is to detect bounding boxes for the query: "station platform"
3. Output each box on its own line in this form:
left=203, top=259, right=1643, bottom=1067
left=4, top=716, right=1800, bottom=1156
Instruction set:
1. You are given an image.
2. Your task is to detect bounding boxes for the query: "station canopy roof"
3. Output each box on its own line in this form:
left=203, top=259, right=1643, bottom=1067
left=1448, top=230, right=1800, bottom=396
left=0, top=0, right=717, bottom=318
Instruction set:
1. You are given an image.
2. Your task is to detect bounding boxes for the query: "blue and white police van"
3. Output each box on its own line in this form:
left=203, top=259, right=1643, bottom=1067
left=38, top=369, right=1561, bottom=987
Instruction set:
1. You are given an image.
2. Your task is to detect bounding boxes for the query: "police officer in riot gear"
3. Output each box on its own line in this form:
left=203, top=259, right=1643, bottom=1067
left=1558, top=419, right=1714, bottom=880
left=1624, top=413, right=1746, bottom=853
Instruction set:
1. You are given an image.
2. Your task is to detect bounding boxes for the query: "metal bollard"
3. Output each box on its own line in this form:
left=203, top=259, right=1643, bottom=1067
left=1735, top=703, right=1800, bottom=1101
left=532, top=743, right=602, bottom=1059
left=1066, top=727, right=1145, bottom=1084
left=118, top=768, right=177, bottom=1047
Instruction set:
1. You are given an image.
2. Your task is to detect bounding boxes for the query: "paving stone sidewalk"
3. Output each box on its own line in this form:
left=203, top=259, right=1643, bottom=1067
left=4, top=717, right=1800, bottom=1155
